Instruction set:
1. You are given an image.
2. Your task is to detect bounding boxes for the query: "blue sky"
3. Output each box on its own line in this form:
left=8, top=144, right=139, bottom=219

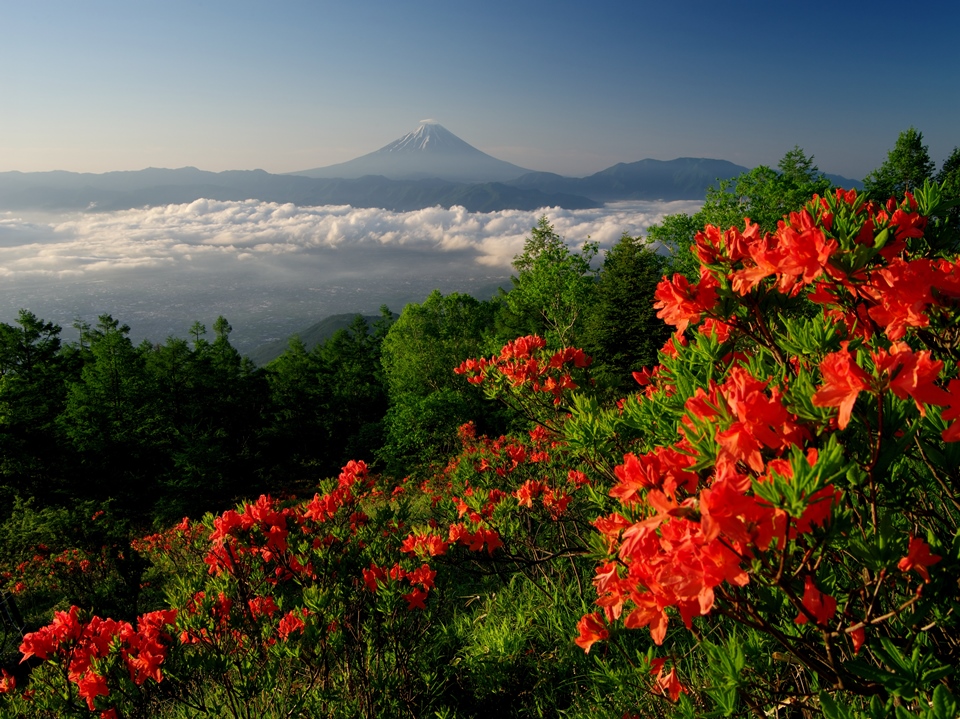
left=2, top=0, right=958, bottom=179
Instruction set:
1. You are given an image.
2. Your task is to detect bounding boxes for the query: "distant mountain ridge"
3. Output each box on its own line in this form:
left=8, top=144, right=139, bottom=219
left=0, top=123, right=863, bottom=213
left=508, top=158, right=751, bottom=201
left=0, top=168, right=599, bottom=213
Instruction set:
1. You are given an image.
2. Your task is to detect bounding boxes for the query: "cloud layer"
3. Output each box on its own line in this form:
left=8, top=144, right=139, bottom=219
left=0, top=199, right=702, bottom=280
left=0, top=199, right=702, bottom=351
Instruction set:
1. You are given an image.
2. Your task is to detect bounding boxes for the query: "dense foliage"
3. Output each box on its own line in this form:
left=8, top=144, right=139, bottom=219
left=2, top=131, right=960, bottom=718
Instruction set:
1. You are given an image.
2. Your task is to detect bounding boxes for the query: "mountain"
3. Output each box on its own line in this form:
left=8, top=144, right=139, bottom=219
left=507, top=158, right=751, bottom=202
left=506, top=158, right=863, bottom=201
left=824, top=172, right=863, bottom=190
left=0, top=124, right=865, bottom=213
left=580, top=158, right=752, bottom=200
left=247, top=313, right=389, bottom=366
left=0, top=168, right=599, bottom=213
left=291, top=122, right=534, bottom=183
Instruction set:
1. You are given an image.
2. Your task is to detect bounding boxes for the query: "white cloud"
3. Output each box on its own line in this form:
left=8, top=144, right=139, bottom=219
left=0, top=199, right=705, bottom=351
left=0, top=199, right=702, bottom=279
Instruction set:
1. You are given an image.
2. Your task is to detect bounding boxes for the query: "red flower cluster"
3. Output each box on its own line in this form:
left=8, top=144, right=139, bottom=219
left=654, top=272, right=719, bottom=333
left=205, top=494, right=306, bottom=578
left=131, top=516, right=200, bottom=555
left=444, top=414, right=592, bottom=523
left=200, top=465, right=372, bottom=583
left=513, top=479, right=571, bottom=518
left=448, top=522, right=503, bottom=555
left=812, top=342, right=953, bottom=430
left=400, top=531, right=449, bottom=558
left=573, top=612, right=608, bottom=653
left=577, top=188, right=958, bottom=708
left=304, top=460, right=372, bottom=522
left=653, top=190, right=960, bottom=441
left=897, top=536, right=941, bottom=583
left=362, top=562, right=437, bottom=611
left=589, top=192, right=936, bottom=653
left=19, top=606, right=176, bottom=711
left=4, top=544, right=110, bottom=597
left=277, top=609, right=309, bottom=640
left=648, top=657, right=687, bottom=703
left=795, top=576, right=837, bottom=626
left=455, top=335, right=590, bottom=404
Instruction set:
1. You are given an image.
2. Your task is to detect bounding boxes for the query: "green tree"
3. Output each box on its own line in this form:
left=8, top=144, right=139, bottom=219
left=58, top=315, right=163, bottom=516
left=317, top=313, right=390, bottom=468
left=646, top=211, right=703, bottom=280
left=143, top=336, right=194, bottom=429
left=380, top=291, right=500, bottom=471
left=582, top=234, right=671, bottom=394
left=159, top=316, right=268, bottom=518
left=0, top=311, right=78, bottom=504
left=936, top=146, right=960, bottom=229
left=264, top=311, right=392, bottom=483
left=768, top=146, right=832, bottom=223
left=864, top=126, right=936, bottom=201
left=704, top=147, right=833, bottom=232
left=938, top=146, right=960, bottom=194
left=498, top=217, right=598, bottom=347
left=263, top=335, right=329, bottom=481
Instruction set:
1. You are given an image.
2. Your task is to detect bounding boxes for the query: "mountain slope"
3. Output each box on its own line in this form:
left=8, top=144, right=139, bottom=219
left=506, top=158, right=863, bottom=201
left=291, top=122, right=533, bottom=183
left=247, top=313, right=388, bottom=366
left=508, top=158, right=750, bottom=201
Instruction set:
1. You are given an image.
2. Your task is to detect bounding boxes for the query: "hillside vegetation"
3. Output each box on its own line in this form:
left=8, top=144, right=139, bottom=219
left=3, top=137, right=960, bottom=718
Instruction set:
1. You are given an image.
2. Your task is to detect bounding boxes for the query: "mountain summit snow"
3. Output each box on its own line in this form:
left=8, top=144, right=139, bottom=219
left=292, top=123, right=533, bottom=183
left=379, top=122, right=481, bottom=154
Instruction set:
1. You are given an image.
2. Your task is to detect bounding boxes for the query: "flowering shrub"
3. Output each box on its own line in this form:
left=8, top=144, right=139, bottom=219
left=455, top=335, right=592, bottom=420
left=0, top=501, right=143, bottom=638
left=3, top=458, right=543, bottom=717
left=14, top=605, right=176, bottom=716
left=565, top=185, right=960, bottom=716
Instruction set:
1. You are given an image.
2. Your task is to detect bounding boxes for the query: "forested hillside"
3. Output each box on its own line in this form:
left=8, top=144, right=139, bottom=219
left=3, top=136, right=960, bottom=718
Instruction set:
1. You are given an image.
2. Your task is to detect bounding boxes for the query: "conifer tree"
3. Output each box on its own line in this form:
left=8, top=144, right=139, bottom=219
left=58, top=315, right=162, bottom=514
left=498, top=217, right=598, bottom=348
left=864, top=126, right=936, bottom=200
left=0, top=311, right=76, bottom=502
left=582, top=234, right=670, bottom=393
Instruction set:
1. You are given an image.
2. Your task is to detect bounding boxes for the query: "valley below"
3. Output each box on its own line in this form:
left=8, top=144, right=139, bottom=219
left=0, top=199, right=697, bottom=355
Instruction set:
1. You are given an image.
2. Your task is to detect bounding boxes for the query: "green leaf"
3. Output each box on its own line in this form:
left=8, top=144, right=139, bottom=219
left=868, top=696, right=887, bottom=719
left=895, top=706, right=920, bottom=719
left=873, top=226, right=892, bottom=250
left=819, top=691, right=849, bottom=719
left=932, top=685, right=957, bottom=719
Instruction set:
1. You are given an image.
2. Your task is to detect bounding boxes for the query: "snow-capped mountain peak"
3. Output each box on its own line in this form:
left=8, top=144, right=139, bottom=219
left=376, top=122, right=478, bottom=155
left=292, top=122, right=533, bottom=182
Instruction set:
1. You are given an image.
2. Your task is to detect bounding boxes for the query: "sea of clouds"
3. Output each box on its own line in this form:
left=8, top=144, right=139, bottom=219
left=0, top=199, right=701, bottom=279
left=0, top=199, right=700, bottom=351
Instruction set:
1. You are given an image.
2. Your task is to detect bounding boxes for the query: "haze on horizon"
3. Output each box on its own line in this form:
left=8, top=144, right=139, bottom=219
left=2, top=0, right=957, bottom=181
